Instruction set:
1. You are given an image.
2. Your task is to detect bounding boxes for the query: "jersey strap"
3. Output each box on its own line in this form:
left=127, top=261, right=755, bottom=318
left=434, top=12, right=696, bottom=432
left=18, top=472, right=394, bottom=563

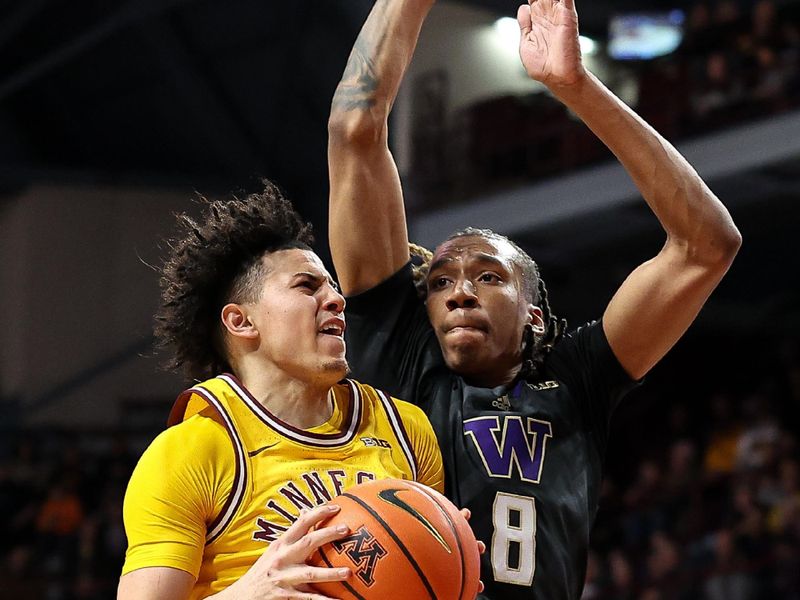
left=374, top=389, right=418, bottom=481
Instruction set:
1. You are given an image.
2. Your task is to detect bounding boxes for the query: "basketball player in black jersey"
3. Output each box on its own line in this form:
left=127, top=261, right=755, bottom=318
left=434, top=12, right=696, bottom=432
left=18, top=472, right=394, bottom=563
left=327, top=0, right=741, bottom=598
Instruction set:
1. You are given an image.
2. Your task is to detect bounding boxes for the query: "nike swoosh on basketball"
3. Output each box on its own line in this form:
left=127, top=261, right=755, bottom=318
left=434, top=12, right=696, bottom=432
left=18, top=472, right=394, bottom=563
left=378, top=488, right=452, bottom=552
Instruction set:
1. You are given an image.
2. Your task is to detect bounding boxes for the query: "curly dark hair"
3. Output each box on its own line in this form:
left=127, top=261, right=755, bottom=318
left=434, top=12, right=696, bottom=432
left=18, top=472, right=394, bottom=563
left=155, top=180, right=314, bottom=381
left=409, top=227, right=566, bottom=383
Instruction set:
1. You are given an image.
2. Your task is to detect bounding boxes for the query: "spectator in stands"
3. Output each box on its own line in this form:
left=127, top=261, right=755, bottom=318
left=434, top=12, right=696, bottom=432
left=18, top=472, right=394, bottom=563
left=703, top=394, right=743, bottom=479
left=703, top=528, right=757, bottom=600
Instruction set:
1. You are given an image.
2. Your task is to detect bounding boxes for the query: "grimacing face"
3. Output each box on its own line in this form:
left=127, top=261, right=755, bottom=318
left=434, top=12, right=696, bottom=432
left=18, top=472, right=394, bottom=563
left=425, top=236, right=543, bottom=387
left=244, top=248, right=348, bottom=385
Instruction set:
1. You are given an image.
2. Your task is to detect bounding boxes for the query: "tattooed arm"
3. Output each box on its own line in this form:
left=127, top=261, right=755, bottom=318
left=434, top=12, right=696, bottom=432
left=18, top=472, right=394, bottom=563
left=328, top=0, right=434, bottom=296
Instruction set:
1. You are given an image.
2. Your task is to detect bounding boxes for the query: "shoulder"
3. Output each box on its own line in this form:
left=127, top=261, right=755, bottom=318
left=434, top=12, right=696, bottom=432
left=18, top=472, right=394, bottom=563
left=349, top=380, right=429, bottom=426
left=137, top=409, right=234, bottom=482
left=543, top=319, right=639, bottom=417
left=154, top=409, right=231, bottom=457
left=345, top=262, right=416, bottom=305
left=390, top=395, right=433, bottom=433
left=344, top=262, right=426, bottom=328
left=125, top=411, right=235, bottom=523
left=546, top=320, right=610, bottom=370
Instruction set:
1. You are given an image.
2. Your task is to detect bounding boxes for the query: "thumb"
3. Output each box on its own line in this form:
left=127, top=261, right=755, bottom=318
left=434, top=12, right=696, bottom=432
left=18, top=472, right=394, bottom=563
left=517, top=3, right=532, bottom=37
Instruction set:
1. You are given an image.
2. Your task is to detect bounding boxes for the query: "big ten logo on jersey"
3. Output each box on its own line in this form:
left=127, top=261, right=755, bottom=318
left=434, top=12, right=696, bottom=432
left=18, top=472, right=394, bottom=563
left=528, top=380, right=559, bottom=391
left=252, top=470, right=377, bottom=543
left=360, top=436, right=392, bottom=449
left=463, top=416, right=553, bottom=484
left=332, top=525, right=388, bottom=586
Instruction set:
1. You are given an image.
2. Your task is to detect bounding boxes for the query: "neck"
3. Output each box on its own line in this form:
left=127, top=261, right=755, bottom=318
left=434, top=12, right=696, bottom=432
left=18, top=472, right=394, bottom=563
left=234, top=360, right=334, bottom=430
left=463, top=362, right=523, bottom=389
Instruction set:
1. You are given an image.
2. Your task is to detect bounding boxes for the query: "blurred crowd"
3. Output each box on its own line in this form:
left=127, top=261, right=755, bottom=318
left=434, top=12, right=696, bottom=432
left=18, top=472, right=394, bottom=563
left=681, top=0, right=800, bottom=131
left=0, top=431, right=136, bottom=599
left=416, top=0, right=800, bottom=205
left=1, top=337, right=797, bottom=599
left=584, top=337, right=800, bottom=599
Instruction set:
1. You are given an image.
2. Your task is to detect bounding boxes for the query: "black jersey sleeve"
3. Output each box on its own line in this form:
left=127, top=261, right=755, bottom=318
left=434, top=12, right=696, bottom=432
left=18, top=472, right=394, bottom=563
left=544, top=320, right=639, bottom=452
left=344, top=263, right=444, bottom=412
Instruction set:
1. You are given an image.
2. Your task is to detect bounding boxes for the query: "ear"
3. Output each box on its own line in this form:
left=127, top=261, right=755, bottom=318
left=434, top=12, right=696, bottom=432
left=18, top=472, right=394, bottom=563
left=221, top=303, right=258, bottom=340
left=527, top=304, right=545, bottom=335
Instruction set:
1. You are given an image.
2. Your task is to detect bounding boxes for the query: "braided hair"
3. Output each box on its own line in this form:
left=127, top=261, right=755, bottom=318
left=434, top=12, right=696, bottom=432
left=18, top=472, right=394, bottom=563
left=155, top=180, right=314, bottom=382
left=410, top=227, right=566, bottom=382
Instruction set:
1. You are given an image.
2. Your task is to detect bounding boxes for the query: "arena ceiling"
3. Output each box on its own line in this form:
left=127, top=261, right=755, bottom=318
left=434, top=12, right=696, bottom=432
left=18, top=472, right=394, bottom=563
left=0, top=0, right=698, bottom=197
left=1, top=0, right=798, bottom=334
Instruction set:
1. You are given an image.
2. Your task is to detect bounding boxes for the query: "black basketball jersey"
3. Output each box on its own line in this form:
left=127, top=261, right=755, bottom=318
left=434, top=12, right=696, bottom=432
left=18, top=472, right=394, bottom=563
left=345, top=263, right=637, bottom=599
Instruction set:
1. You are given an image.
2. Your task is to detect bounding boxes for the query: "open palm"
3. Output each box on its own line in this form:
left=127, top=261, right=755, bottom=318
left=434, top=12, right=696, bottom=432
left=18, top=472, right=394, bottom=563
left=517, top=0, right=584, bottom=87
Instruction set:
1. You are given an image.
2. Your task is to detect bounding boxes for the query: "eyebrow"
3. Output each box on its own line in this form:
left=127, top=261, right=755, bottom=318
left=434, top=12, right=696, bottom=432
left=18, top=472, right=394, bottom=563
left=294, top=271, right=340, bottom=292
left=428, top=252, right=507, bottom=274
left=427, top=256, right=452, bottom=274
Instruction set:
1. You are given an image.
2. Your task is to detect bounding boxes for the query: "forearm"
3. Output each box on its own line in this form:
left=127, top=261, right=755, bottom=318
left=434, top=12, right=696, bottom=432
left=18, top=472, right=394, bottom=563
left=328, top=0, right=433, bottom=295
left=551, top=72, right=741, bottom=264
left=328, top=0, right=434, bottom=143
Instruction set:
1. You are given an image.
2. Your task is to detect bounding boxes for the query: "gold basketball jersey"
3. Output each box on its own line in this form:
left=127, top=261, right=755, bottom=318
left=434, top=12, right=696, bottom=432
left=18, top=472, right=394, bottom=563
left=122, top=374, right=443, bottom=599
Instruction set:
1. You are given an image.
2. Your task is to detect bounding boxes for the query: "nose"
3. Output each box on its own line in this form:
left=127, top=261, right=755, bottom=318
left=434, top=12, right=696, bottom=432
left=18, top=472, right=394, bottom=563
left=322, top=285, right=346, bottom=313
left=445, top=279, right=478, bottom=311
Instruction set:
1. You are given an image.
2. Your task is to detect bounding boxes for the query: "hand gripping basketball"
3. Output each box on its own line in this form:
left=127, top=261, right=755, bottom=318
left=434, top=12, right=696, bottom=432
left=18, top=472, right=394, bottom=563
left=307, top=479, right=482, bottom=600
left=221, top=503, right=352, bottom=600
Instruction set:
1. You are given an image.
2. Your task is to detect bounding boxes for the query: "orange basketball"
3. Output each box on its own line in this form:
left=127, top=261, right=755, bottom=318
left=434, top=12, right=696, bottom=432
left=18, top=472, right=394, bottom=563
left=308, top=478, right=480, bottom=600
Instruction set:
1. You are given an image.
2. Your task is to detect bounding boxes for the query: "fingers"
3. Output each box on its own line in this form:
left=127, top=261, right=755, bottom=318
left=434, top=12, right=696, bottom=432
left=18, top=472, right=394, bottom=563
left=288, top=521, right=351, bottom=561
left=477, top=540, right=487, bottom=554
left=517, top=3, right=532, bottom=36
left=460, top=507, right=472, bottom=521
left=281, top=504, right=341, bottom=545
left=280, top=564, right=351, bottom=587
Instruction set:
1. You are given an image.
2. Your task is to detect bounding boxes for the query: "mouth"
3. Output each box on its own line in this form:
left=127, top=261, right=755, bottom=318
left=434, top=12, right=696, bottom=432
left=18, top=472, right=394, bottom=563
left=318, top=318, right=346, bottom=338
left=444, top=318, right=488, bottom=335
left=446, top=326, right=486, bottom=334
left=444, top=324, right=488, bottom=341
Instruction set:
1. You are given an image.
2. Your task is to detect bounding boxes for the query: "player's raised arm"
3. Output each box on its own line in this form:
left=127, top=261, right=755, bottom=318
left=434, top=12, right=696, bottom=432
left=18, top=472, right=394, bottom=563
left=328, top=0, right=434, bottom=296
left=517, top=0, right=741, bottom=380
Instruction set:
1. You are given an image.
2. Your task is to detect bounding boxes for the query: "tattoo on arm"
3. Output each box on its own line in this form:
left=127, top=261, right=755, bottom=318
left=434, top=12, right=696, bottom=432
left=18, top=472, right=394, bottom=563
left=332, top=1, right=390, bottom=111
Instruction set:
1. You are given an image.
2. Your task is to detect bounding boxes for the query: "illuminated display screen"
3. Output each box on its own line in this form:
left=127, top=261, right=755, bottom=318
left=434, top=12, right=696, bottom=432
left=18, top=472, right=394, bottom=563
left=608, top=11, right=685, bottom=60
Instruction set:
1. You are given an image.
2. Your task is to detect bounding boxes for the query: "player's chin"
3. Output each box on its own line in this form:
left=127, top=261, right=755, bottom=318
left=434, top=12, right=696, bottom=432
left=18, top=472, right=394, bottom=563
left=322, top=356, right=349, bottom=380
left=442, top=347, right=487, bottom=377
left=443, top=336, right=485, bottom=357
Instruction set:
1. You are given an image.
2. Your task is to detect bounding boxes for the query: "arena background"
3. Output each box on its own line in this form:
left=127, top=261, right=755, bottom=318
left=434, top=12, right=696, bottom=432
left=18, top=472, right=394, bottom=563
left=0, top=0, right=798, bottom=598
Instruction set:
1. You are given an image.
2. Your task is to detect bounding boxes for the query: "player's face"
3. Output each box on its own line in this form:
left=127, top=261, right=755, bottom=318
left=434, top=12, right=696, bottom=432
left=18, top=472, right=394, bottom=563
left=425, top=236, right=539, bottom=387
left=248, top=248, right=348, bottom=385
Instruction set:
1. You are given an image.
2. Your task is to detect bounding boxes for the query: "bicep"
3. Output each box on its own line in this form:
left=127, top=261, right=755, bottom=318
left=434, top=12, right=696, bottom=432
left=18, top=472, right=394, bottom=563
left=328, top=135, right=410, bottom=296
left=603, top=242, right=733, bottom=380
left=118, top=567, right=195, bottom=600
left=122, top=422, right=229, bottom=578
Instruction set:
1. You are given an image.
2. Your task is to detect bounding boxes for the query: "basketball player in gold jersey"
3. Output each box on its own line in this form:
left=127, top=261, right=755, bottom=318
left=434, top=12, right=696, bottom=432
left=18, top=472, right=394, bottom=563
left=117, top=181, right=445, bottom=600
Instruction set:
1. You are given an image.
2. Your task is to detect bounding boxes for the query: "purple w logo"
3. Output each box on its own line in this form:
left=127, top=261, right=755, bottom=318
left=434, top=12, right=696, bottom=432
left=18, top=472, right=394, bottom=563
left=463, top=416, right=553, bottom=483
left=331, top=526, right=387, bottom=586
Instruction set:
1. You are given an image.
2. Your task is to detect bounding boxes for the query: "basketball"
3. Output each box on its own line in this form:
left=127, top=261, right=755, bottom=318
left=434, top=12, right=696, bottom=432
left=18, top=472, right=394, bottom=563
left=308, top=478, right=481, bottom=600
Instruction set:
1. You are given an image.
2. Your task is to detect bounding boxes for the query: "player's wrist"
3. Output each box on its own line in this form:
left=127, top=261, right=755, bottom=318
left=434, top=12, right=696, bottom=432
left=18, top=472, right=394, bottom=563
left=545, top=68, right=592, bottom=102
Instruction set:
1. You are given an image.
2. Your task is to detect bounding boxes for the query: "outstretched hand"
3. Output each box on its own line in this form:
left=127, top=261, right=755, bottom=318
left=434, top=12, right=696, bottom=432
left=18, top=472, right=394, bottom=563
left=517, top=0, right=585, bottom=88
